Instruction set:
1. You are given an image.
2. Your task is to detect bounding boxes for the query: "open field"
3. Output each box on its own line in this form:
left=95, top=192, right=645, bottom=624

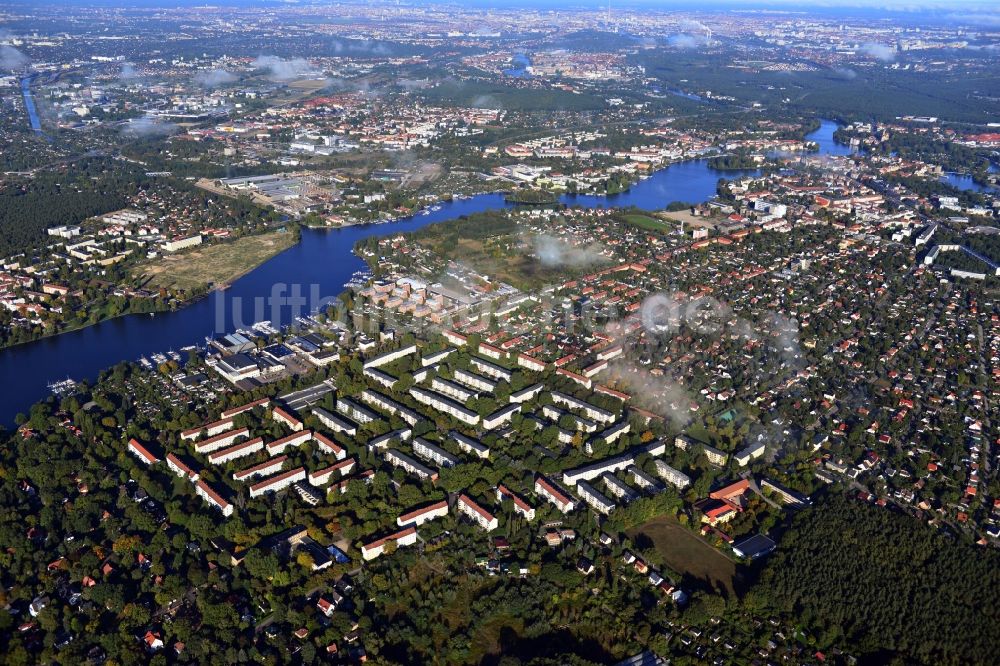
left=660, top=209, right=717, bottom=229
left=135, top=231, right=297, bottom=292
left=628, top=515, right=738, bottom=597
left=417, top=235, right=547, bottom=290
left=623, top=213, right=673, bottom=232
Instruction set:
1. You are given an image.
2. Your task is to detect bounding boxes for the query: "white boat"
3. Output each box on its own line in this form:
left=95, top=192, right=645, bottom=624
left=48, top=378, right=77, bottom=396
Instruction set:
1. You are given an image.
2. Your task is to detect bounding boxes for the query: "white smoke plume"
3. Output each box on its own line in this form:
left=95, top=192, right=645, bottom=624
left=765, top=312, right=803, bottom=371
left=861, top=43, right=896, bottom=62
left=121, top=115, right=178, bottom=138
left=119, top=62, right=140, bottom=80
left=668, top=19, right=712, bottom=49
left=832, top=67, right=858, bottom=80
left=607, top=360, right=696, bottom=429
left=193, top=68, right=237, bottom=87
left=667, top=33, right=706, bottom=49
left=398, top=78, right=432, bottom=91
left=0, top=45, right=30, bottom=70
left=330, top=38, right=392, bottom=56
left=471, top=94, right=502, bottom=109
left=532, top=234, right=609, bottom=268
left=253, top=56, right=321, bottom=81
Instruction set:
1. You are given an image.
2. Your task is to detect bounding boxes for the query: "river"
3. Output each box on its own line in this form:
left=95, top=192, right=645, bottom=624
left=941, top=163, right=999, bottom=194
left=20, top=74, right=47, bottom=139
left=0, top=121, right=841, bottom=426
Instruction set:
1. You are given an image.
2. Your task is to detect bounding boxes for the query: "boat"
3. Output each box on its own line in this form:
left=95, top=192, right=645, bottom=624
left=48, top=378, right=77, bottom=396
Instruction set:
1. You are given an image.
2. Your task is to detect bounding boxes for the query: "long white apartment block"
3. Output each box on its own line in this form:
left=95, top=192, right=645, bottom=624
left=361, top=526, right=418, bottom=561
left=409, top=386, right=480, bottom=426
left=265, top=430, right=313, bottom=455
left=308, top=457, right=357, bottom=485
left=421, top=348, right=455, bottom=366
left=361, top=389, right=422, bottom=426
left=384, top=448, right=438, bottom=482
left=550, top=391, right=616, bottom=424
left=181, top=417, right=234, bottom=442
left=337, top=397, right=379, bottom=424
left=412, top=437, right=460, bottom=468
left=367, top=427, right=413, bottom=451
left=496, top=484, right=536, bottom=520
left=483, top=404, right=521, bottom=430
left=470, top=356, right=513, bottom=382
left=362, top=343, right=418, bottom=369
left=432, top=377, right=478, bottom=402
left=249, top=467, right=306, bottom=498
left=450, top=431, right=489, bottom=459
left=562, top=441, right=667, bottom=486
left=534, top=475, right=576, bottom=513
left=396, top=500, right=449, bottom=527
left=453, top=368, right=497, bottom=393
left=576, top=480, right=616, bottom=515
left=193, top=427, right=250, bottom=454
left=458, top=494, right=498, bottom=531
left=314, top=432, right=347, bottom=459
left=313, top=407, right=358, bottom=436
left=233, top=456, right=288, bottom=482
left=509, top=383, right=544, bottom=403
left=363, top=366, right=398, bottom=390
left=195, top=479, right=234, bottom=517
left=207, top=437, right=264, bottom=465
left=167, top=453, right=199, bottom=481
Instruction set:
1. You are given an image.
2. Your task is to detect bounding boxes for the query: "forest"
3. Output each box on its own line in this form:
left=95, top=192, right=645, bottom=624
left=753, top=494, right=1000, bottom=665
left=634, top=48, right=1000, bottom=124
left=0, top=158, right=144, bottom=256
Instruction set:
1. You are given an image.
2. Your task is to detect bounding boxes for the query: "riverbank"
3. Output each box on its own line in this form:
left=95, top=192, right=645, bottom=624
left=134, top=230, right=299, bottom=293
left=0, top=301, right=173, bottom=353
left=0, top=139, right=792, bottom=425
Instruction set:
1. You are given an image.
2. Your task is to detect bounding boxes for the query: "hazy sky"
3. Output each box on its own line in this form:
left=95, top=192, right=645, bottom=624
left=7, top=0, right=1000, bottom=18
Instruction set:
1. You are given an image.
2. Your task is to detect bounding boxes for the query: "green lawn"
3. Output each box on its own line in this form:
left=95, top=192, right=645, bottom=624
left=628, top=515, right=738, bottom=597
left=623, top=213, right=673, bottom=232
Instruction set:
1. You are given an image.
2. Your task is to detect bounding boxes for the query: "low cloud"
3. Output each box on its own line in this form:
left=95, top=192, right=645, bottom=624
left=331, top=38, right=392, bottom=57
left=193, top=68, right=237, bottom=87
left=861, top=43, right=896, bottom=62
left=532, top=234, right=609, bottom=268
left=607, top=361, right=695, bottom=429
left=831, top=67, right=858, bottom=80
left=765, top=312, right=803, bottom=372
left=667, top=33, right=708, bottom=49
left=944, top=12, right=1000, bottom=28
left=253, top=55, right=321, bottom=81
left=471, top=93, right=503, bottom=109
left=398, top=78, right=432, bottom=91
left=0, top=45, right=30, bottom=70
